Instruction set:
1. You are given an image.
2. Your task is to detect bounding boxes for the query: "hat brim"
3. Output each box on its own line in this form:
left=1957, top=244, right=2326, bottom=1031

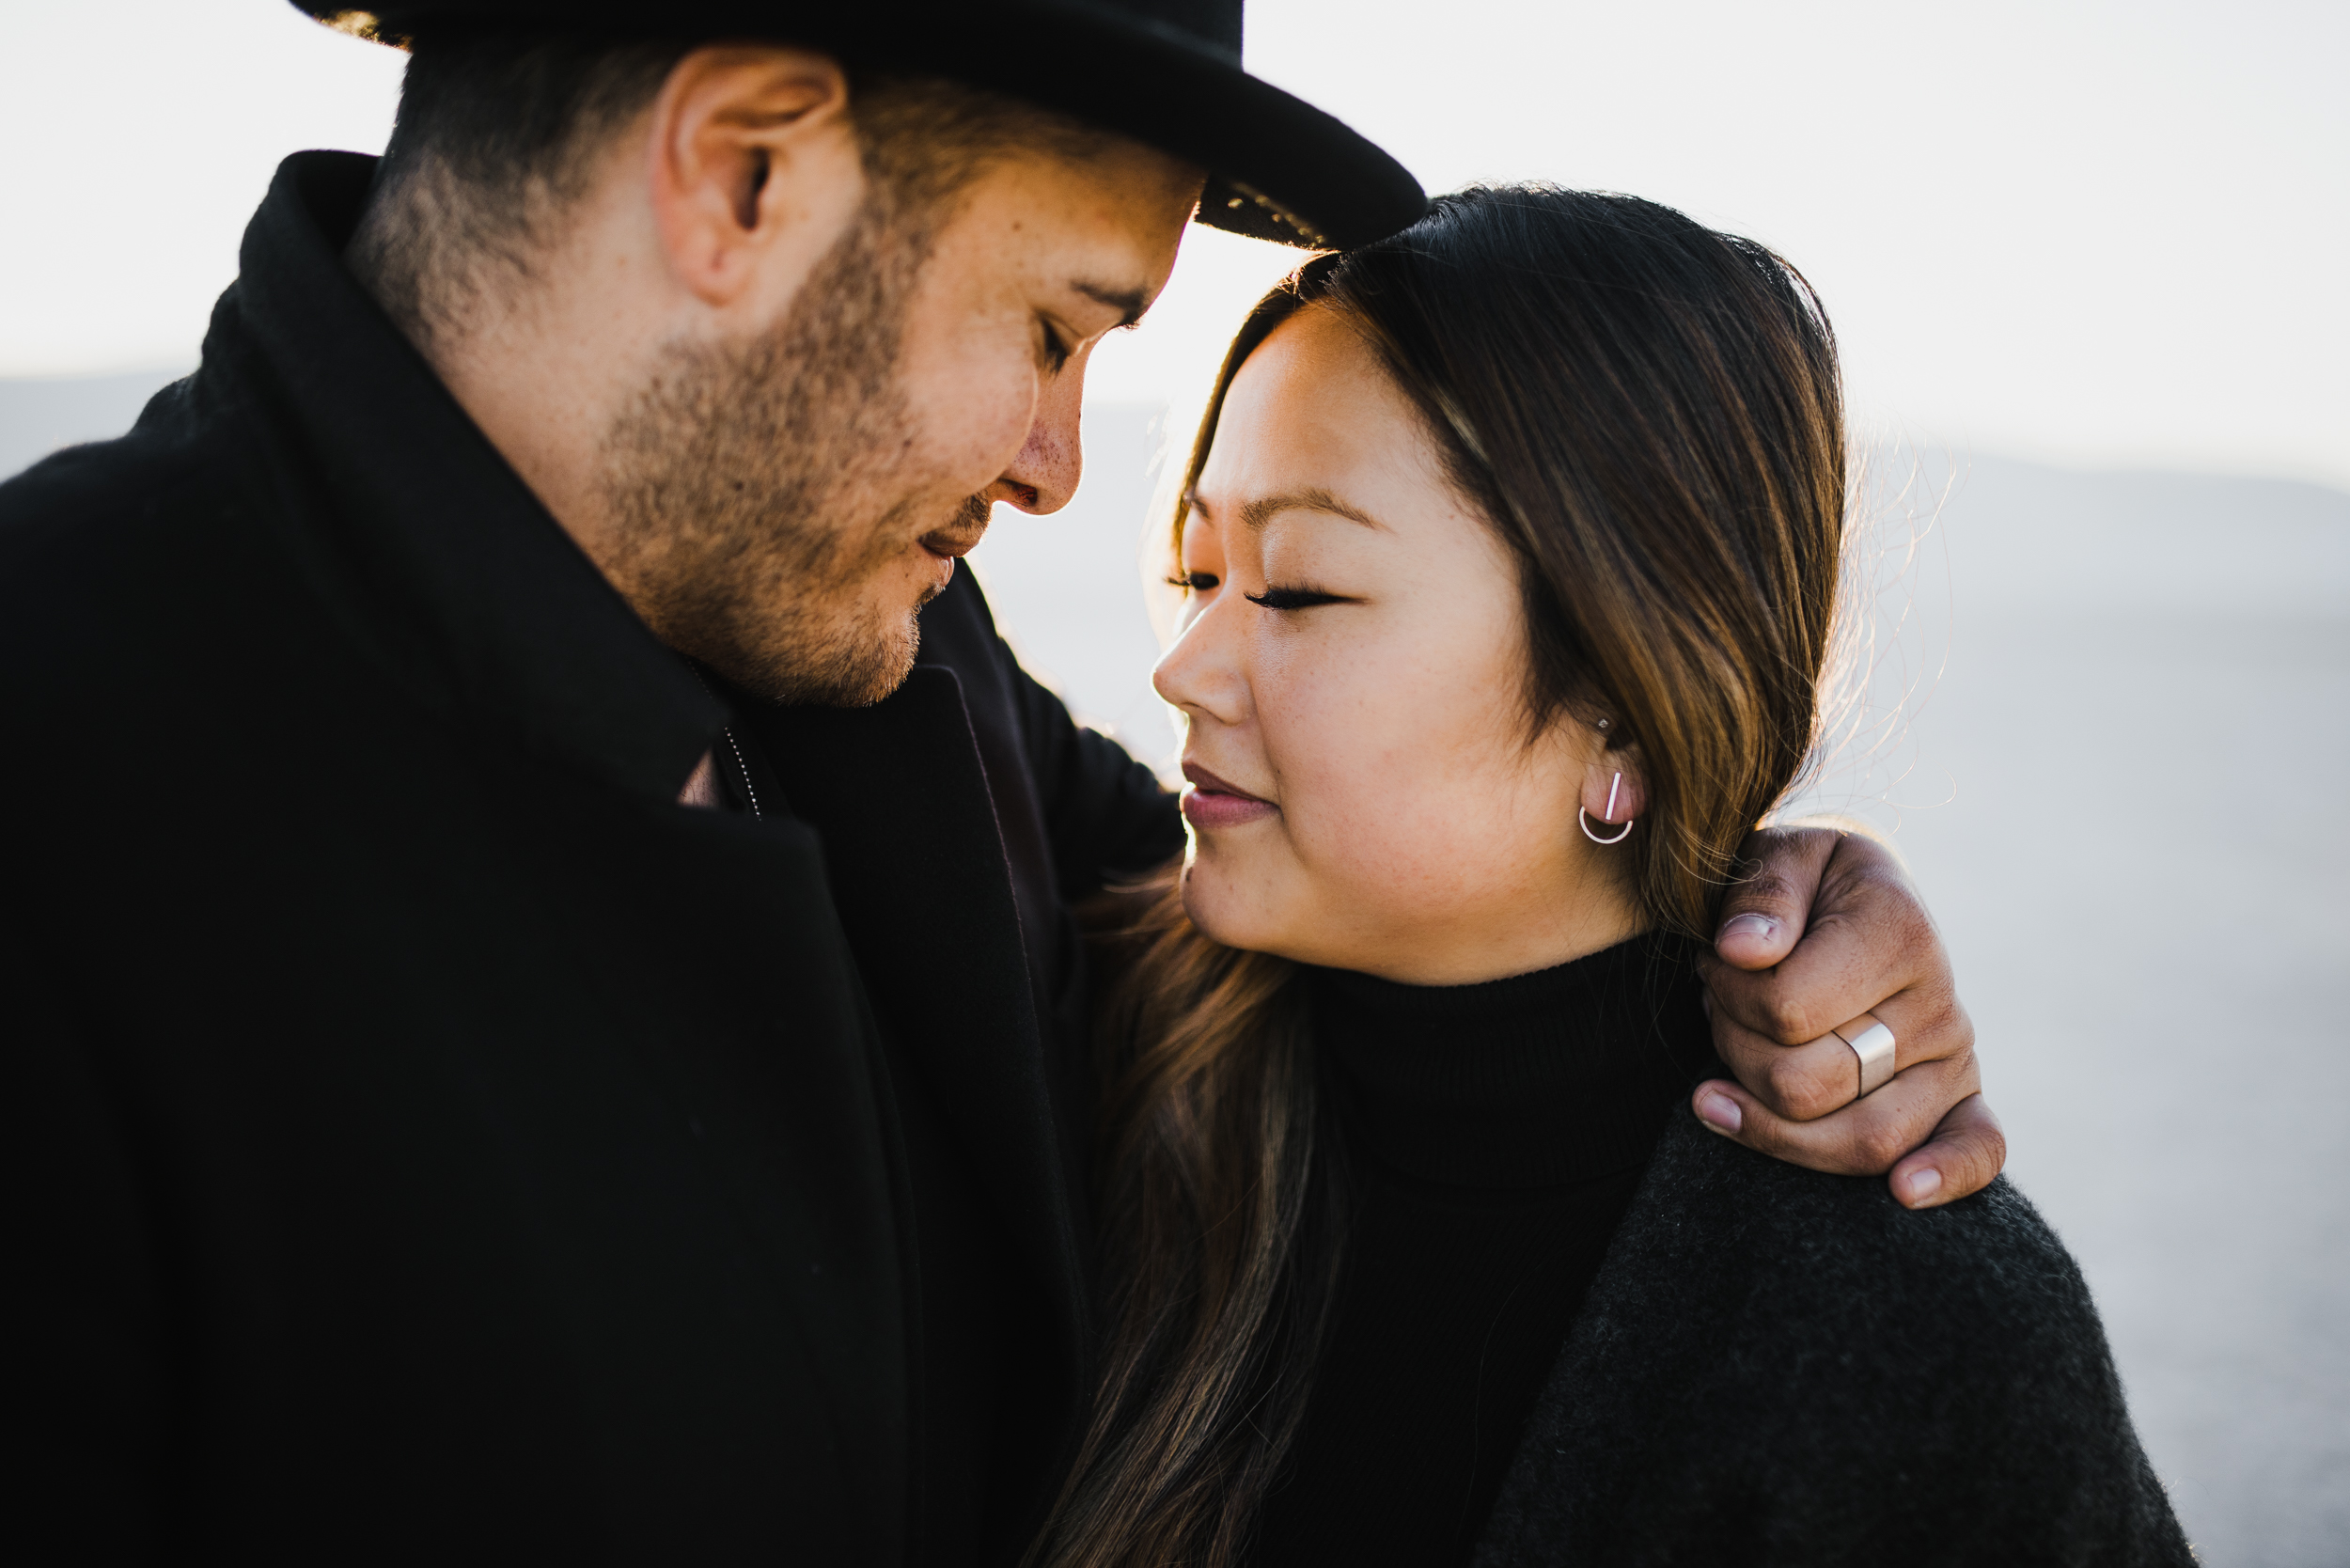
left=302, top=1, right=1427, bottom=249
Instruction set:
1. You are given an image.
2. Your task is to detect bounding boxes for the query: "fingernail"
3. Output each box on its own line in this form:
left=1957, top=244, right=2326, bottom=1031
left=1900, top=1167, right=1943, bottom=1206
left=1696, top=1091, right=1743, bottom=1134
left=1717, top=913, right=1778, bottom=946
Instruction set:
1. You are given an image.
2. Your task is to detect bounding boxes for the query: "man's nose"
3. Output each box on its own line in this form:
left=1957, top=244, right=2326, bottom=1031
left=985, top=358, right=1087, bottom=514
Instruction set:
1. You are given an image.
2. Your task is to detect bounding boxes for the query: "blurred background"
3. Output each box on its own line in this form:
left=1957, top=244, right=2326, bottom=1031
left=3, top=1, right=2343, bottom=1560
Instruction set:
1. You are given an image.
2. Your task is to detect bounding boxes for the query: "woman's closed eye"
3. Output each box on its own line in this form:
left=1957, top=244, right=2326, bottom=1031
left=1246, top=584, right=1348, bottom=611
left=1168, top=571, right=1221, bottom=592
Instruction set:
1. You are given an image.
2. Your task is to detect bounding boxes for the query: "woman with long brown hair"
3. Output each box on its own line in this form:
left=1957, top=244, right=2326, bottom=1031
left=1032, top=187, right=2187, bottom=1566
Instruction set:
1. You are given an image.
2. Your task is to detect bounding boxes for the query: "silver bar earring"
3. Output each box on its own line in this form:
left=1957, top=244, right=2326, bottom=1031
left=1580, top=770, right=1634, bottom=845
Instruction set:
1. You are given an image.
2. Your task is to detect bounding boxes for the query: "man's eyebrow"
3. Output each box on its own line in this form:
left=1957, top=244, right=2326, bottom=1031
left=1239, top=487, right=1389, bottom=532
left=1073, top=280, right=1150, bottom=328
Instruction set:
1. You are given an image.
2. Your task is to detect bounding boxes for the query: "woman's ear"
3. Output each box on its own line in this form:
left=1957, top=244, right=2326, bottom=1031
left=1581, top=753, right=1646, bottom=827
left=645, top=45, right=861, bottom=309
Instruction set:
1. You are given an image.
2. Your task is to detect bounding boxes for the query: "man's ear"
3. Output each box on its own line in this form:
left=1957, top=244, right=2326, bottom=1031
left=645, top=45, right=863, bottom=309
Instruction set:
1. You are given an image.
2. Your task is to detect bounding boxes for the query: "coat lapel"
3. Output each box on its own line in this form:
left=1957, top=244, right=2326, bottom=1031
left=743, top=666, right=1089, bottom=1416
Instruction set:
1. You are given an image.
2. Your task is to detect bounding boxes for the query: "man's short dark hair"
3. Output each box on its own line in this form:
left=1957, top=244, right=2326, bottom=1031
left=352, top=31, right=1108, bottom=343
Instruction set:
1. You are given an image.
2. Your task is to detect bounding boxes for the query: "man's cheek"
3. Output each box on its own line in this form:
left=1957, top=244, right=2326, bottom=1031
left=907, top=334, right=1038, bottom=490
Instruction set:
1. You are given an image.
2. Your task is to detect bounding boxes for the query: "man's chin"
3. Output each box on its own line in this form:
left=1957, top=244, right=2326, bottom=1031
left=717, top=607, right=924, bottom=710
left=821, top=626, right=923, bottom=709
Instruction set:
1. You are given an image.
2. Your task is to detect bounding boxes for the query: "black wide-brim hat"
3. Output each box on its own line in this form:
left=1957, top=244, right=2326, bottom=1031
left=297, top=1, right=1426, bottom=250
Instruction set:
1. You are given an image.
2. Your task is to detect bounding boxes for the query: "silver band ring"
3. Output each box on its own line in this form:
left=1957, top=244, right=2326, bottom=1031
left=1831, top=1012, right=1898, bottom=1098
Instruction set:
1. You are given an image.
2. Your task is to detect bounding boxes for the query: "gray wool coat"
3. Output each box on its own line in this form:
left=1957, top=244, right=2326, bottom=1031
left=1472, top=1111, right=2196, bottom=1567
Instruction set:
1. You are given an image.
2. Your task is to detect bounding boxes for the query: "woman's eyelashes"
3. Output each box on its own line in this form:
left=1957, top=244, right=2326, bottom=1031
left=1164, top=573, right=1344, bottom=609
left=1245, top=585, right=1348, bottom=611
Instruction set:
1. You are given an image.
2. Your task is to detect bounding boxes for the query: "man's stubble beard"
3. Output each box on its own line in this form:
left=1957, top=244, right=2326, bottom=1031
left=599, top=196, right=988, bottom=707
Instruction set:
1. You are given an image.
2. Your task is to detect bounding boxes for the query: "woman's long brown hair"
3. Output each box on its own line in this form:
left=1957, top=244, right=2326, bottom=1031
left=1031, top=187, right=1848, bottom=1568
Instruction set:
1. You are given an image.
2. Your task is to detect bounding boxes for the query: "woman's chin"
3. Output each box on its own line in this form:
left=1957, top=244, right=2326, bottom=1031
left=1179, top=864, right=1277, bottom=956
left=1180, top=865, right=1347, bottom=971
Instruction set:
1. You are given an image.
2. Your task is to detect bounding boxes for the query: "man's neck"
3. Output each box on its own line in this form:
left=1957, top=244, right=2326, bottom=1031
left=342, top=188, right=652, bottom=585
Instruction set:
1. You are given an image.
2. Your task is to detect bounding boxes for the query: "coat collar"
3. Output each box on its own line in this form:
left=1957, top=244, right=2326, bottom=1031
left=212, top=149, right=722, bottom=798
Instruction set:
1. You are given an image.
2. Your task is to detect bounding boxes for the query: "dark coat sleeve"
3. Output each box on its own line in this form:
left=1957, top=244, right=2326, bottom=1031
left=1008, top=650, right=1185, bottom=898
left=922, top=568, right=1184, bottom=903
left=1476, top=1113, right=2194, bottom=1568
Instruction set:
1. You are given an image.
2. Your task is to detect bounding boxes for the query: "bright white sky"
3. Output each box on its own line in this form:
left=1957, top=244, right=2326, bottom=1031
left=2, top=0, right=2342, bottom=486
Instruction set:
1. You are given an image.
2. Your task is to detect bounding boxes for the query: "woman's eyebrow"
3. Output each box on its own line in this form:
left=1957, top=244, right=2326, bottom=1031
left=1240, top=487, right=1389, bottom=532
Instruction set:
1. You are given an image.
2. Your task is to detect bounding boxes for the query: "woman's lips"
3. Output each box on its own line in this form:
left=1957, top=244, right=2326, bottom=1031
left=1181, top=761, right=1277, bottom=830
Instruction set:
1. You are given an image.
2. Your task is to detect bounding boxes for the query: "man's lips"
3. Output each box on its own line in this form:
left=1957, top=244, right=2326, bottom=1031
left=920, top=495, right=995, bottom=560
left=920, top=524, right=986, bottom=559
left=914, top=508, right=988, bottom=598
left=1181, top=761, right=1277, bottom=830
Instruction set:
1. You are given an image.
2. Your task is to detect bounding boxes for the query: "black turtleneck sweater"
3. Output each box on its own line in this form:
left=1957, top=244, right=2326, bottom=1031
left=1247, top=936, right=1720, bottom=1566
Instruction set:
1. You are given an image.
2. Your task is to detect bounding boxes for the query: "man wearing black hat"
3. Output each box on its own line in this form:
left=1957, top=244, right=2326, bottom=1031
left=3, top=3, right=2002, bottom=1561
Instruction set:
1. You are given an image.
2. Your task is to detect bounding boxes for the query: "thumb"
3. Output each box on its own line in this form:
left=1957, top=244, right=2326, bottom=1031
left=1711, top=825, right=1836, bottom=971
left=1888, top=1092, right=2007, bottom=1209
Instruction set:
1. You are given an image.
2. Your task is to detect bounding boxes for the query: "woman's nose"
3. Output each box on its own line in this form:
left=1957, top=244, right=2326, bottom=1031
left=1152, top=596, right=1246, bottom=726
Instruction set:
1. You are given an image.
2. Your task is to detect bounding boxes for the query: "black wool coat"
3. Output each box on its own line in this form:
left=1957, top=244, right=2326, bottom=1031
left=2, top=151, right=1177, bottom=1561
left=1473, top=1112, right=2196, bottom=1567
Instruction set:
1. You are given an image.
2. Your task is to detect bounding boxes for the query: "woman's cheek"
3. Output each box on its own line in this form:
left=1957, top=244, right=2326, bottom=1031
left=1287, top=691, right=1528, bottom=914
left=1262, top=691, right=1430, bottom=903
left=1292, top=767, right=1473, bottom=914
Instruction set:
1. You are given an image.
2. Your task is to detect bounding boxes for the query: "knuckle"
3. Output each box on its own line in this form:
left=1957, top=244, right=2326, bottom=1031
left=1761, top=995, right=1817, bottom=1045
left=1880, top=893, right=1918, bottom=945
left=1763, top=1055, right=1841, bottom=1121
left=1850, top=1116, right=1914, bottom=1174
left=1910, top=980, right=1961, bottom=1031
left=1952, top=1113, right=2008, bottom=1183
left=1833, top=829, right=1893, bottom=867
left=1901, top=997, right=1971, bottom=1065
left=1891, top=896, right=1935, bottom=949
left=1830, top=847, right=1914, bottom=911
left=1941, top=1037, right=1979, bottom=1086
left=1776, top=823, right=1841, bottom=856
left=1917, top=995, right=1976, bottom=1064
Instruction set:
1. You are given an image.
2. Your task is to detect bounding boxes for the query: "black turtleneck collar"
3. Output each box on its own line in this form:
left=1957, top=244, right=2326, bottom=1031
left=206, top=150, right=725, bottom=799
left=1308, top=935, right=1722, bottom=1190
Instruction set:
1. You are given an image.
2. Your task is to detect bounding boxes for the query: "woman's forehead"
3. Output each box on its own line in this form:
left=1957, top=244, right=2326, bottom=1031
left=1198, top=309, right=1438, bottom=509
